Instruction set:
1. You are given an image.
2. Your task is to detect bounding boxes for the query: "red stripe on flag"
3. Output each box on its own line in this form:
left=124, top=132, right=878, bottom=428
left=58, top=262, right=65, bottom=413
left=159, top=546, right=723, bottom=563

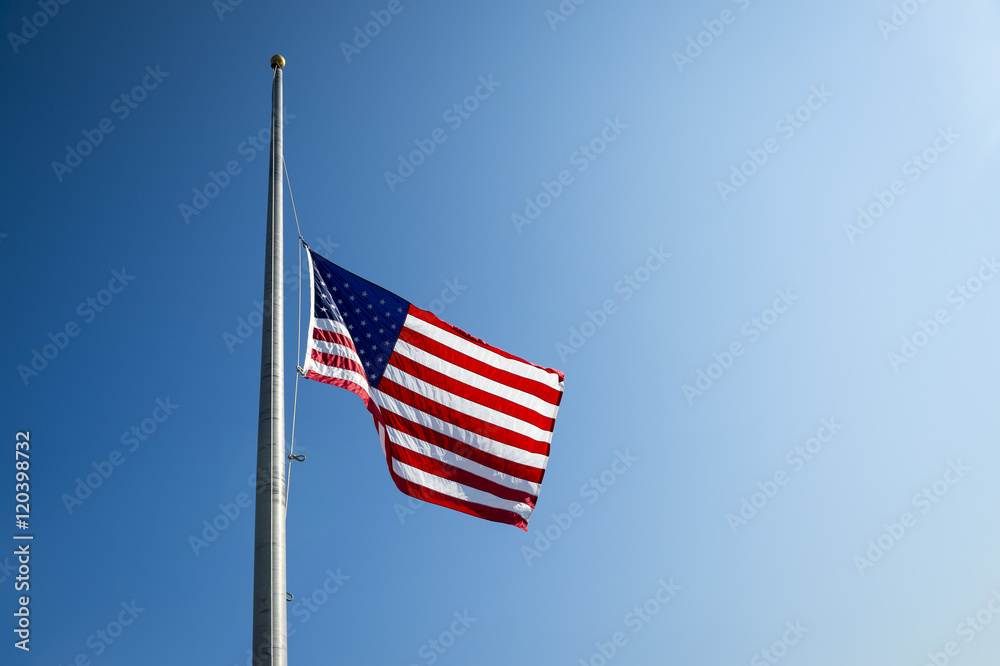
left=386, top=461, right=529, bottom=531
left=407, top=306, right=565, bottom=382
left=312, top=327, right=355, bottom=349
left=304, top=370, right=368, bottom=402
left=311, top=348, right=365, bottom=378
left=387, top=440, right=537, bottom=507
left=387, top=352, right=556, bottom=432
left=376, top=378, right=550, bottom=456
left=382, top=410, right=545, bottom=484
left=398, top=324, right=562, bottom=406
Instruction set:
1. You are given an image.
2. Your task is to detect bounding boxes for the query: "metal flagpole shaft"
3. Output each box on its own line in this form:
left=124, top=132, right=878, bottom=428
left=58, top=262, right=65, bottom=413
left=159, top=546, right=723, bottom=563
left=252, top=53, right=288, bottom=666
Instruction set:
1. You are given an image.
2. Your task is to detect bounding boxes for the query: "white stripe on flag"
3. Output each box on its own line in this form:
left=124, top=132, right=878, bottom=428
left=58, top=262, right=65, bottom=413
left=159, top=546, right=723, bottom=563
left=313, top=317, right=351, bottom=336
left=404, top=315, right=562, bottom=392
left=304, top=361, right=370, bottom=392
left=386, top=425, right=542, bottom=495
left=372, top=391, right=548, bottom=468
left=390, top=458, right=534, bottom=521
left=382, top=364, right=552, bottom=443
left=311, top=340, right=364, bottom=366
left=394, top=339, right=558, bottom=419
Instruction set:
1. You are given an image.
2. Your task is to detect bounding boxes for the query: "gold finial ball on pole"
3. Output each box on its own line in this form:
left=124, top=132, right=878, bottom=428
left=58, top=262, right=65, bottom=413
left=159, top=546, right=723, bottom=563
left=271, top=54, right=286, bottom=69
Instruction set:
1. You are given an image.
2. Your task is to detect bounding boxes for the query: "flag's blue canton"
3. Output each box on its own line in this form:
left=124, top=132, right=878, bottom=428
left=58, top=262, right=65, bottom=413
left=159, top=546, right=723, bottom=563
left=310, top=250, right=409, bottom=389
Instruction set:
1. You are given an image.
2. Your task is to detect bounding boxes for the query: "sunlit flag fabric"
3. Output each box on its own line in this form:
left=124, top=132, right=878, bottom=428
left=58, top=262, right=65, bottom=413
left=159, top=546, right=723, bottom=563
left=302, top=249, right=565, bottom=530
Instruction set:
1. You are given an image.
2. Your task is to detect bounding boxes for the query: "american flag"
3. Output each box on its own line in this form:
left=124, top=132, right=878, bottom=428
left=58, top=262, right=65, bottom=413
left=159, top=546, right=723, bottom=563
left=301, top=249, right=565, bottom=530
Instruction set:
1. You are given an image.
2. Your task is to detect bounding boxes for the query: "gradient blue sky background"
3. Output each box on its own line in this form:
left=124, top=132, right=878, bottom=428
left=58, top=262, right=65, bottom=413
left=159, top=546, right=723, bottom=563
left=3, top=0, right=1000, bottom=664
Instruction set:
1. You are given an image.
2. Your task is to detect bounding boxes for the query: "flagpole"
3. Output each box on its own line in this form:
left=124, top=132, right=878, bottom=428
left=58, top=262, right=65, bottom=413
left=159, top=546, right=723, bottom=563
left=252, top=53, right=288, bottom=666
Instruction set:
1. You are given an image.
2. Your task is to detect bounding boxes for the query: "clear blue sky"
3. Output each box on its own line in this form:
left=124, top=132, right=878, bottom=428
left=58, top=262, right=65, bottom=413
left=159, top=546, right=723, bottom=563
left=3, top=0, right=1000, bottom=664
